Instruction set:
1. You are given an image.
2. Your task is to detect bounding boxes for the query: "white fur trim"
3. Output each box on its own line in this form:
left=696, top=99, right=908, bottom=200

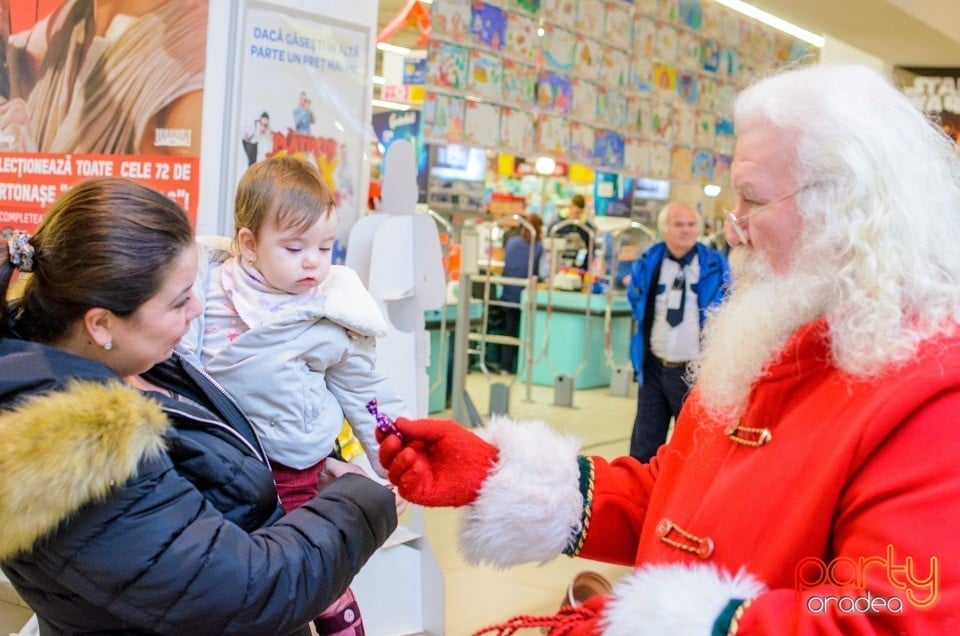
left=459, top=416, right=583, bottom=567
left=602, top=563, right=767, bottom=636
left=319, top=266, right=389, bottom=337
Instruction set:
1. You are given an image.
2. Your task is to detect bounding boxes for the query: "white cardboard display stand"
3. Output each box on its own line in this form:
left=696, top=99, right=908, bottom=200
left=347, top=139, right=447, bottom=635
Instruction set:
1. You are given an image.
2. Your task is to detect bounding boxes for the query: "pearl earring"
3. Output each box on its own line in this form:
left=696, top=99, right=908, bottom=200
left=104, top=341, right=113, bottom=351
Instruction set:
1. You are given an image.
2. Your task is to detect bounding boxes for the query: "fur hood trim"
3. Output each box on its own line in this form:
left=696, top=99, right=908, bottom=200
left=459, top=416, right=583, bottom=567
left=316, top=265, right=389, bottom=337
left=602, top=563, right=767, bottom=635
left=0, top=381, right=169, bottom=559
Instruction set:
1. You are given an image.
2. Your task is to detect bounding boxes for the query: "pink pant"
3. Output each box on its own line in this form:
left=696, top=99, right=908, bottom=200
left=273, top=459, right=366, bottom=636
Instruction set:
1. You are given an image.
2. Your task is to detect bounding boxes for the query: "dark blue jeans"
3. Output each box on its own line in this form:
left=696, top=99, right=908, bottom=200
left=629, top=356, right=692, bottom=462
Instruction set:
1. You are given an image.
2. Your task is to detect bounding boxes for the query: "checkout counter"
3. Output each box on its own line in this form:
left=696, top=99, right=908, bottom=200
left=424, top=299, right=484, bottom=412
left=518, top=289, right=634, bottom=390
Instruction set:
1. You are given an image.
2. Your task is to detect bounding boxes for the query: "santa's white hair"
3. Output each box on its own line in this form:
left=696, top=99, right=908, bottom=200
left=692, top=64, right=960, bottom=421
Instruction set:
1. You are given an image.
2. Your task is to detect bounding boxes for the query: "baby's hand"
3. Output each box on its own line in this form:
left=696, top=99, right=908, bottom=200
left=318, top=457, right=369, bottom=490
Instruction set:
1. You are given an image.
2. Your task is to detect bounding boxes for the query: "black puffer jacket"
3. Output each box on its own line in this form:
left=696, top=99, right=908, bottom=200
left=0, top=338, right=397, bottom=635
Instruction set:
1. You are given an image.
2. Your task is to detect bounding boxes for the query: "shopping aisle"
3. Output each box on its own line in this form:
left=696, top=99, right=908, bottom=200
left=423, top=370, right=637, bottom=636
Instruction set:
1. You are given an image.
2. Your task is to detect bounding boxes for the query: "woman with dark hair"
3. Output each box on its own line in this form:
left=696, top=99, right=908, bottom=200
left=0, top=177, right=396, bottom=635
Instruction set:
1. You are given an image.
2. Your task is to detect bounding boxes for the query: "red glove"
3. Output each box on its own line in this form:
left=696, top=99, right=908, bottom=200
left=376, top=417, right=498, bottom=507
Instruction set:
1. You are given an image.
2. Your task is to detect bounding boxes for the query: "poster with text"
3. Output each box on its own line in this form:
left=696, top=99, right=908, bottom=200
left=895, top=66, right=960, bottom=146
left=236, top=5, right=371, bottom=236
left=0, top=0, right=208, bottom=232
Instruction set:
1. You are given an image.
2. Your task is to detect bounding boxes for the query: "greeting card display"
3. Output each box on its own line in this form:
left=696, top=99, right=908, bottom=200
left=420, top=0, right=815, bottom=185
left=653, top=63, right=678, bottom=101
left=467, top=49, right=504, bottom=99
left=702, top=39, right=720, bottom=73
left=575, top=37, right=604, bottom=81
left=541, top=0, right=577, bottom=29
left=576, top=1, right=605, bottom=41
left=605, top=2, right=634, bottom=51
left=423, top=93, right=465, bottom=143
left=649, top=101, right=674, bottom=140
left=464, top=100, right=501, bottom=146
left=538, top=70, right=572, bottom=113
left=650, top=142, right=671, bottom=178
left=655, top=24, right=678, bottom=63
left=571, top=79, right=598, bottom=122
left=679, top=0, right=702, bottom=30
left=536, top=113, right=571, bottom=155
left=720, top=10, right=741, bottom=44
left=677, top=31, right=701, bottom=70
left=701, top=1, right=721, bottom=38
left=471, top=2, right=507, bottom=51
left=713, top=153, right=731, bottom=184
left=698, top=75, right=717, bottom=111
left=673, top=105, right=696, bottom=146
left=715, top=117, right=735, bottom=154
left=431, top=0, right=472, bottom=43
left=633, top=15, right=656, bottom=57
left=569, top=122, right=596, bottom=164
left=626, top=95, right=651, bottom=134
left=670, top=145, right=693, bottom=181
left=513, top=0, right=540, bottom=12
left=541, top=25, right=577, bottom=71
left=634, top=0, right=657, bottom=15
left=594, top=129, right=625, bottom=169
left=601, top=46, right=630, bottom=88
left=677, top=72, right=698, bottom=105
left=629, top=54, right=654, bottom=93
left=502, top=60, right=537, bottom=106
left=624, top=137, right=651, bottom=175
left=656, top=0, right=679, bottom=23
left=505, top=11, right=538, bottom=63
left=695, top=111, right=715, bottom=148
left=692, top=148, right=714, bottom=181
left=598, top=87, right=628, bottom=130
left=427, top=41, right=468, bottom=90
left=500, top=107, right=535, bottom=153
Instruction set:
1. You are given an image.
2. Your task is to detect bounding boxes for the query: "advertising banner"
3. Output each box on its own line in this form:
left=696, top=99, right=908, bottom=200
left=895, top=66, right=960, bottom=146
left=236, top=3, right=371, bottom=240
left=0, top=0, right=208, bottom=231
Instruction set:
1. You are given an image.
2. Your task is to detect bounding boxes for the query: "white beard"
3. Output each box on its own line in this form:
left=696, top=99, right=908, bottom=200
left=689, top=246, right=833, bottom=422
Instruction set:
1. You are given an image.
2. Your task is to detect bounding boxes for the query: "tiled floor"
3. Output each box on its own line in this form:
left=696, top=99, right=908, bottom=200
left=424, top=371, right=637, bottom=636
left=0, top=371, right=639, bottom=636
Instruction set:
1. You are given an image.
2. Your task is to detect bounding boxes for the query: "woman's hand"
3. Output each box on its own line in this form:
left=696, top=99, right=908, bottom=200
left=317, top=457, right=369, bottom=490
left=320, top=458, right=404, bottom=514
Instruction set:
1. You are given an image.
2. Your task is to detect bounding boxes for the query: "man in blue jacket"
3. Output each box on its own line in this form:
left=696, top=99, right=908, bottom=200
left=626, top=202, right=730, bottom=461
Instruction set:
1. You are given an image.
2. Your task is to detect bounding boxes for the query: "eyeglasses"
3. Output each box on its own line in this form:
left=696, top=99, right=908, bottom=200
left=724, top=184, right=816, bottom=244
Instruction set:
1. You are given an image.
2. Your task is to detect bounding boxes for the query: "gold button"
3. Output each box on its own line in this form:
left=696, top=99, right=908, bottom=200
left=656, top=518, right=672, bottom=536
left=697, top=537, right=715, bottom=559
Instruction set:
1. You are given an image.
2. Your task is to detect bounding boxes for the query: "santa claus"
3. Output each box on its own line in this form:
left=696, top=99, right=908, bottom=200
left=378, top=64, right=960, bottom=634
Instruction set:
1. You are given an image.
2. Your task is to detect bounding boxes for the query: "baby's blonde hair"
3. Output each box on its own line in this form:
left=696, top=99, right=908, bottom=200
left=234, top=156, right=336, bottom=239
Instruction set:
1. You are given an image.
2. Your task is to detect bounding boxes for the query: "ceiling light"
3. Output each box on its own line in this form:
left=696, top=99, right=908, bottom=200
left=377, top=42, right=411, bottom=55
left=713, top=0, right=825, bottom=48
left=703, top=184, right=721, bottom=197
left=372, top=99, right=412, bottom=111
left=534, top=156, right=556, bottom=176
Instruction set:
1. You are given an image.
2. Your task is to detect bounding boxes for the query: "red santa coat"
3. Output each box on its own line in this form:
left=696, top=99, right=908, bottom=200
left=463, top=319, right=960, bottom=634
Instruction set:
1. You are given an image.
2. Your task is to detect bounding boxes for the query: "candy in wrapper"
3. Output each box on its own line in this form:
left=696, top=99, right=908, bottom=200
left=366, top=398, right=402, bottom=439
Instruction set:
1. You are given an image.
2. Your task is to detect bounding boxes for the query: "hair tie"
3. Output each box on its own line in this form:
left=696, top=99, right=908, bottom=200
left=4, top=229, right=34, bottom=273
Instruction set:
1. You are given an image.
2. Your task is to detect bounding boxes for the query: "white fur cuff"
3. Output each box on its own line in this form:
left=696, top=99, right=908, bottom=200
left=459, top=416, right=583, bottom=567
left=603, top=563, right=766, bottom=635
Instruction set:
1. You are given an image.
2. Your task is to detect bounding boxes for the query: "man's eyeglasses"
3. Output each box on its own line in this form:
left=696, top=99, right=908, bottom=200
left=724, top=184, right=818, bottom=244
